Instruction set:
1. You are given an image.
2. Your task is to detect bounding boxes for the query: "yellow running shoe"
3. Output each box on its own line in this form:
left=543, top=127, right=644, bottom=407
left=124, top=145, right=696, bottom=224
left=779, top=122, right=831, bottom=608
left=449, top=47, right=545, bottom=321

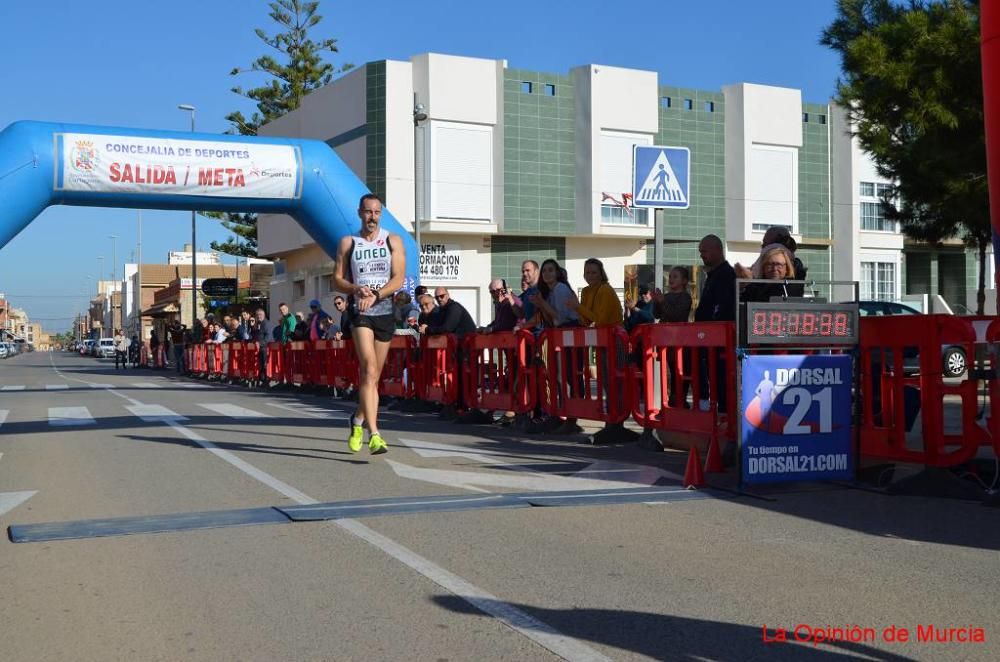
left=347, top=424, right=364, bottom=453
left=368, top=432, right=388, bottom=455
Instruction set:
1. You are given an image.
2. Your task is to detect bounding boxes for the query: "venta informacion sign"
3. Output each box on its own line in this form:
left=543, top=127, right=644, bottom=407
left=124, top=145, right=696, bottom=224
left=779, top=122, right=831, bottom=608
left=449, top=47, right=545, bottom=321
left=419, top=244, right=462, bottom=282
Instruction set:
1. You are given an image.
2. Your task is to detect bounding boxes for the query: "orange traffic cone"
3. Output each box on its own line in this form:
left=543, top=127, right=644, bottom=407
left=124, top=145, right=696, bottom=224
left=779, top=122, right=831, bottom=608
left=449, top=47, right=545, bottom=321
left=683, top=446, right=705, bottom=489
left=704, top=435, right=725, bottom=473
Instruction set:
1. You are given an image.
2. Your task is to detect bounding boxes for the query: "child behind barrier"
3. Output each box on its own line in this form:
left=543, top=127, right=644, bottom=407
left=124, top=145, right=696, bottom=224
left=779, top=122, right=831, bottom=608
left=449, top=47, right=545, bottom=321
left=653, top=266, right=693, bottom=407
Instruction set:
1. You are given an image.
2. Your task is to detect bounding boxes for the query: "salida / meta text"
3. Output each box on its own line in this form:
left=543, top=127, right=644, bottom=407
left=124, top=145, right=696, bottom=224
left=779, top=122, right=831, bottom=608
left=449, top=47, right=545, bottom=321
left=109, top=163, right=247, bottom=188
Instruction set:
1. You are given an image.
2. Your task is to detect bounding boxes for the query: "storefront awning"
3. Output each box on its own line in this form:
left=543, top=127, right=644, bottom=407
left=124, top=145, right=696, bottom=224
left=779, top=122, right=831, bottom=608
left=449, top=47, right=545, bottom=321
left=141, top=302, right=180, bottom=317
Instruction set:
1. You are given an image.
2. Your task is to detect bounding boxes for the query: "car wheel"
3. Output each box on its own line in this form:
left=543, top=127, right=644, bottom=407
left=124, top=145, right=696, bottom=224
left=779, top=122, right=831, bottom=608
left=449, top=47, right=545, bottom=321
left=943, top=347, right=966, bottom=378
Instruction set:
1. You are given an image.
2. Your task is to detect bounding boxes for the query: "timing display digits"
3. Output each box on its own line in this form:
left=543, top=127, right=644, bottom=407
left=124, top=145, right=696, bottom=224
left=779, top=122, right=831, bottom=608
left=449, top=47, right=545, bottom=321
left=746, top=304, right=858, bottom=345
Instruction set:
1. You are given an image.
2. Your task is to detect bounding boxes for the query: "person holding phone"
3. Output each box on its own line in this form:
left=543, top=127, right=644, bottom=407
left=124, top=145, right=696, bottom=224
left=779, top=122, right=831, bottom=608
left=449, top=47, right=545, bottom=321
left=480, top=278, right=520, bottom=334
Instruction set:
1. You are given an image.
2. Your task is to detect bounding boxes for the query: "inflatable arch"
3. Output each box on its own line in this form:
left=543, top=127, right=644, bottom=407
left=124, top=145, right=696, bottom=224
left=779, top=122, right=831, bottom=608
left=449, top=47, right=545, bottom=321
left=0, top=120, right=419, bottom=295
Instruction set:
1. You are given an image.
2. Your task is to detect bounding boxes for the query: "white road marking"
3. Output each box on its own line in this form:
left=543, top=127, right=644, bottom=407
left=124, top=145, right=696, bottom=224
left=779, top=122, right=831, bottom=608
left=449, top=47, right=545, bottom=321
left=0, top=491, right=36, bottom=517
left=397, top=437, right=515, bottom=465
left=200, top=403, right=272, bottom=419
left=386, top=459, right=649, bottom=493
left=1, top=385, right=25, bottom=391
left=396, top=439, right=684, bottom=486
left=131, top=382, right=162, bottom=389
left=45, top=354, right=607, bottom=660
left=336, top=519, right=612, bottom=662
left=48, top=407, right=95, bottom=426
left=179, top=383, right=210, bottom=389
left=265, top=402, right=348, bottom=419
left=45, top=384, right=69, bottom=391
left=0, top=410, right=7, bottom=430
left=126, top=404, right=187, bottom=422
left=164, top=422, right=315, bottom=504
left=89, top=383, right=113, bottom=389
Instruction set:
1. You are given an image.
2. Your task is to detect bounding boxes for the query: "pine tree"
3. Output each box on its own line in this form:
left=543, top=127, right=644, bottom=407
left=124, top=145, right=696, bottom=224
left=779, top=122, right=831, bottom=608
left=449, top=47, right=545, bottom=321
left=210, top=0, right=353, bottom=257
left=822, top=0, right=989, bottom=313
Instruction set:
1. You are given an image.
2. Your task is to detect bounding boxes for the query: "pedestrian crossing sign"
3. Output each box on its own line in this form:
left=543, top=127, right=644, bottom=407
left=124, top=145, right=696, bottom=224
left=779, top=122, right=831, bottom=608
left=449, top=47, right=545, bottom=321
left=632, top=145, right=690, bottom=209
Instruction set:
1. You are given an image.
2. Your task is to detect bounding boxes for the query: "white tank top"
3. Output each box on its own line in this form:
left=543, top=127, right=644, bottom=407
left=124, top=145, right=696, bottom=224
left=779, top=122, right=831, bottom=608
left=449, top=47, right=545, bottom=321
left=349, top=228, right=394, bottom=316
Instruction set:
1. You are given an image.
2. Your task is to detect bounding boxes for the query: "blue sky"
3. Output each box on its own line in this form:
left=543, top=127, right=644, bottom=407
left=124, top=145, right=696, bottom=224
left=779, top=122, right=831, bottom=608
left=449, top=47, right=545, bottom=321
left=0, top=0, right=842, bottom=330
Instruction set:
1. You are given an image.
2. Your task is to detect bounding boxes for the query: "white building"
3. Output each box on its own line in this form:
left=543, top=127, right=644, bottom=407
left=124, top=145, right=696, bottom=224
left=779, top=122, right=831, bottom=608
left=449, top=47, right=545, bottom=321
left=256, top=52, right=982, bottom=321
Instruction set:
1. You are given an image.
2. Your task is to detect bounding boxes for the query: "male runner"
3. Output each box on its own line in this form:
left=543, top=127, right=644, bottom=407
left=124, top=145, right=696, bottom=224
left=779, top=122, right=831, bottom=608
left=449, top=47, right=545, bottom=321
left=332, top=193, right=406, bottom=454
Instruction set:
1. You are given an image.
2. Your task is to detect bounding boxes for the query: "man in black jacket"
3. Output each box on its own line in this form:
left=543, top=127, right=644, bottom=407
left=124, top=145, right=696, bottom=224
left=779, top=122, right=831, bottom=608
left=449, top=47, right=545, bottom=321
left=694, top=234, right=736, bottom=413
left=694, top=234, right=736, bottom=323
left=420, top=287, right=478, bottom=420
left=420, top=288, right=476, bottom=338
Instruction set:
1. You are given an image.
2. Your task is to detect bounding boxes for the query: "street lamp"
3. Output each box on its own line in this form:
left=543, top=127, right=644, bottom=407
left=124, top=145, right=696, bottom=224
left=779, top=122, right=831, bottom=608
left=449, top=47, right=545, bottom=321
left=413, top=101, right=428, bottom=262
left=178, top=104, right=196, bottom=328
left=108, top=234, right=118, bottom=331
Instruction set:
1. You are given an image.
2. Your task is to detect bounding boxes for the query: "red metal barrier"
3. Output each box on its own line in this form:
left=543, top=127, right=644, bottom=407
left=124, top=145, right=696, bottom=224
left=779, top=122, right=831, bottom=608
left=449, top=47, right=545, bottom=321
left=222, top=342, right=237, bottom=380
left=986, top=319, right=1000, bottom=460
left=859, top=314, right=989, bottom=466
left=419, top=334, right=459, bottom=405
left=312, top=340, right=333, bottom=388
left=462, top=330, right=537, bottom=414
left=207, top=343, right=223, bottom=377
left=190, top=344, right=208, bottom=375
left=379, top=334, right=418, bottom=398
left=630, top=322, right=736, bottom=443
left=267, top=342, right=284, bottom=382
left=243, top=342, right=261, bottom=381
left=537, top=326, right=632, bottom=423
left=327, top=340, right=359, bottom=391
left=287, top=341, right=309, bottom=385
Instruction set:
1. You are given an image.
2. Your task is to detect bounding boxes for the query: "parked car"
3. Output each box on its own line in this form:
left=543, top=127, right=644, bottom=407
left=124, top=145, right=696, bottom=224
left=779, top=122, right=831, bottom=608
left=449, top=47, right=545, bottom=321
left=96, top=338, right=116, bottom=359
left=0, top=343, right=8, bottom=359
left=80, top=339, right=96, bottom=356
left=857, top=301, right=968, bottom=378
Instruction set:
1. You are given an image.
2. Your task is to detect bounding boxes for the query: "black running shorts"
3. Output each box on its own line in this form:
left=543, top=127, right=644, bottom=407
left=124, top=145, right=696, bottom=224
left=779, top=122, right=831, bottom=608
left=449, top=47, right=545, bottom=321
left=352, top=313, right=395, bottom=343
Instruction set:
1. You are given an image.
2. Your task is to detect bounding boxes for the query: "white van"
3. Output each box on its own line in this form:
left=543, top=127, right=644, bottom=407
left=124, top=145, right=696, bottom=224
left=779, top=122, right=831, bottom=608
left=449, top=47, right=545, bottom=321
left=96, top=338, right=116, bottom=358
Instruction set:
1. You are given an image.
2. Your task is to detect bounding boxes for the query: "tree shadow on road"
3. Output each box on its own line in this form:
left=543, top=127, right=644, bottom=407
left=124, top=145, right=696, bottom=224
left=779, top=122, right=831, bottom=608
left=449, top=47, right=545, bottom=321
left=431, top=595, right=916, bottom=661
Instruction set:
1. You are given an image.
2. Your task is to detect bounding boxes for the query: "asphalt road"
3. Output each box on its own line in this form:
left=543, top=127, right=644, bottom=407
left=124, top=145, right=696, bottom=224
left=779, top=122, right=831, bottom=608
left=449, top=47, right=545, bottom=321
left=1, top=350, right=998, bottom=661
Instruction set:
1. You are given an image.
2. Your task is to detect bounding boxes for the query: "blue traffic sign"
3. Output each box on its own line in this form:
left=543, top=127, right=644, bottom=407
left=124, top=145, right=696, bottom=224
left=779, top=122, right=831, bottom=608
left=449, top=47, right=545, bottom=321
left=632, top=145, right=690, bottom=209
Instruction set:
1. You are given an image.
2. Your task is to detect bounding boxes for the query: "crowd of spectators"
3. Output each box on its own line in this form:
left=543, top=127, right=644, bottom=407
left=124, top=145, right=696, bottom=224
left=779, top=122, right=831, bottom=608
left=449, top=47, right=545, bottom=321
left=145, top=226, right=805, bottom=439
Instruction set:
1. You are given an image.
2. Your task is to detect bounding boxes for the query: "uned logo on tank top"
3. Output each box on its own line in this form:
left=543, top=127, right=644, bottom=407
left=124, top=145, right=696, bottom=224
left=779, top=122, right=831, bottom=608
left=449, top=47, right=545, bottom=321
left=354, top=246, right=389, bottom=261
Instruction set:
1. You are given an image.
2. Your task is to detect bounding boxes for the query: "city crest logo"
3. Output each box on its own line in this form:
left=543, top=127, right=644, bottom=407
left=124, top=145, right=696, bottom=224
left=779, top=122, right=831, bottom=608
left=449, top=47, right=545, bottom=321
left=71, top=140, right=97, bottom=172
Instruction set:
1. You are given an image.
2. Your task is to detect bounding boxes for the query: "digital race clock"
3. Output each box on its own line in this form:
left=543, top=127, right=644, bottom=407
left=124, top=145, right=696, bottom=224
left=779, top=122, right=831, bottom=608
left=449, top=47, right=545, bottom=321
left=745, top=302, right=859, bottom=345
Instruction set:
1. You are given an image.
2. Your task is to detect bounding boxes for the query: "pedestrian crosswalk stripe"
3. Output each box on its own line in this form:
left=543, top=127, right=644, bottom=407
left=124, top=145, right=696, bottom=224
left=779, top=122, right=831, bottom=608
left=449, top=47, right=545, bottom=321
left=199, top=403, right=272, bottom=419
left=0, top=410, right=8, bottom=429
left=126, top=404, right=187, bottom=422
left=48, top=407, right=95, bottom=426
left=45, top=384, right=69, bottom=391
left=265, top=402, right=348, bottom=419
left=180, top=383, right=210, bottom=389
left=1, top=385, right=25, bottom=391
left=89, top=383, right=113, bottom=389
left=131, top=383, right=162, bottom=389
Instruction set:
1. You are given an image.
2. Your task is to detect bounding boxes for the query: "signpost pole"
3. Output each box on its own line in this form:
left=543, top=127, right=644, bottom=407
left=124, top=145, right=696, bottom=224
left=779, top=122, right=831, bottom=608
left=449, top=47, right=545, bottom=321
left=654, top=209, right=663, bottom=292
